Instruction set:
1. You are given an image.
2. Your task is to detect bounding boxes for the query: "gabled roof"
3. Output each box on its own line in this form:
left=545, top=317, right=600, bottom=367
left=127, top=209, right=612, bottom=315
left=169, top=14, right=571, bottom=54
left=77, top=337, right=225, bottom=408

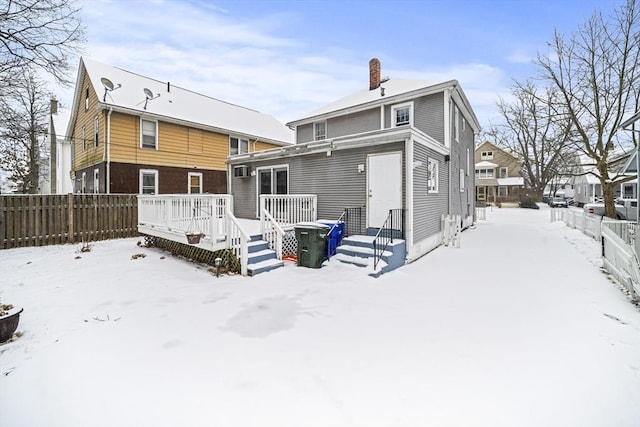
left=475, top=160, right=498, bottom=168
left=66, top=57, right=293, bottom=145
left=287, top=78, right=481, bottom=132
left=475, top=141, right=520, bottom=161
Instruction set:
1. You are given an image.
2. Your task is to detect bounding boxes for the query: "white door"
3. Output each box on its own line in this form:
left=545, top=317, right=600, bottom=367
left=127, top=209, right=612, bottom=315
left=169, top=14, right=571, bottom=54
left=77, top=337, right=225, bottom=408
left=367, top=152, right=402, bottom=227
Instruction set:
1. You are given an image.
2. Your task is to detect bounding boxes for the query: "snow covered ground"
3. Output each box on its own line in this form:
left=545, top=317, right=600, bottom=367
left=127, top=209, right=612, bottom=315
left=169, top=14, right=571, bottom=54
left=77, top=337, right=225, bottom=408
left=0, top=206, right=638, bottom=427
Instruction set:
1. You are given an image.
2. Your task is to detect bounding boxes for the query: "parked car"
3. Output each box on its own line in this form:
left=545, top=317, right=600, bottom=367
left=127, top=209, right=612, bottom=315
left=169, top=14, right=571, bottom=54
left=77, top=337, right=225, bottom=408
left=583, top=198, right=638, bottom=220
left=549, top=197, right=568, bottom=208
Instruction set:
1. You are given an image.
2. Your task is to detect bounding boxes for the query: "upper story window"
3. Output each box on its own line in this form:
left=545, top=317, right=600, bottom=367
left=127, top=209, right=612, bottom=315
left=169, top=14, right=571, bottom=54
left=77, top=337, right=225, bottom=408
left=141, top=119, right=157, bottom=150
left=392, top=103, right=412, bottom=127
left=454, top=106, right=460, bottom=142
left=230, top=136, right=249, bottom=155
left=81, top=126, right=86, bottom=150
left=481, top=151, right=493, bottom=160
left=93, top=116, right=99, bottom=147
left=499, top=167, right=508, bottom=178
left=314, top=122, right=326, bottom=140
left=475, top=168, right=494, bottom=179
left=85, top=87, right=89, bottom=111
left=428, top=159, right=439, bottom=192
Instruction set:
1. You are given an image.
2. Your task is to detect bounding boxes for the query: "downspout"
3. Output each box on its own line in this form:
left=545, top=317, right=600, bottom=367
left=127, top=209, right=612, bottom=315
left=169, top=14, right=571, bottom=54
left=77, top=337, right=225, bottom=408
left=106, top=107, right=113, bottom=194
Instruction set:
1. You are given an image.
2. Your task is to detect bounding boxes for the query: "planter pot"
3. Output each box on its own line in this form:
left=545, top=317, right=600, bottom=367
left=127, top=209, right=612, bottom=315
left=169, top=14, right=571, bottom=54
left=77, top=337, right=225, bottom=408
left=186, top=233, right=205, bottom=244
left=0, top=306, right=23, bottom=343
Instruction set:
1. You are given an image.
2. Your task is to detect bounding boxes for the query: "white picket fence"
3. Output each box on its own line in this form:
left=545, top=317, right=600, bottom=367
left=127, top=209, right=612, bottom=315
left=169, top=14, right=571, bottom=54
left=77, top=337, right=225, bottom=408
left=442, top=214, right=461, bottom=247
left=551, top=208, right=639, bottom=299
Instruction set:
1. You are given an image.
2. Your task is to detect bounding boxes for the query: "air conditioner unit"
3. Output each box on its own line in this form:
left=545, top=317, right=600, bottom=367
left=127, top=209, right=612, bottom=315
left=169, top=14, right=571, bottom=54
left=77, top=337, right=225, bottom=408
left=233, top=165, right=250, bottom=178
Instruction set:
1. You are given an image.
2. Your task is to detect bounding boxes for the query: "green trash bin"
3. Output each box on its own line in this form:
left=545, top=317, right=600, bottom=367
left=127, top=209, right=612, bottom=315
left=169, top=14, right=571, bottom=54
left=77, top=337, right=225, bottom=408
left=295, top=222, right=330, bottom=268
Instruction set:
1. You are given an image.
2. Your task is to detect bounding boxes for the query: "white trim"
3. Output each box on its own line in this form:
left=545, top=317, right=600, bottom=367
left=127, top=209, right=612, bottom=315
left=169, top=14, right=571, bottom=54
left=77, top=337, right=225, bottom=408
left=81, top=171, right=86, bottom=193
left=139, top=169, right=158, bottom=195
left=229, top=136, right=249, bottom=155
left=255, top=164, right=289, bottom=216
left=443, top=90, right=451, bottom=148
left=140, top=118, right=158, bottom=150
left=93, top=168, right=99, bottom=193
left=391, top=101, right=413, bottom=127
left=428, top=158, right=439, bottom=193
left=313, top=121, right=327, bottom=140
left=406, top=137, right=414, bottom=262
left=93, top=116, right=99, bottom=148
left=380, top=105, right=385, bottom=129
left=460, top=168, right=465, bottom=192
left=188, top=172, right=203, bottom=194
left=454, top=105, right=459, bottom=142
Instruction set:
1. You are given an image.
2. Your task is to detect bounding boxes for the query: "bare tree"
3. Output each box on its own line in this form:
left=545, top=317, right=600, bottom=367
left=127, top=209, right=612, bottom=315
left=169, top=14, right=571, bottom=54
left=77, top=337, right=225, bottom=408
left=0, top=0, right=85, bottom=87
left=0, top=69, right=50, bottom=193
left=489, top=81, right=575, bottom=198
left=535, top=0, right=639, bottom=217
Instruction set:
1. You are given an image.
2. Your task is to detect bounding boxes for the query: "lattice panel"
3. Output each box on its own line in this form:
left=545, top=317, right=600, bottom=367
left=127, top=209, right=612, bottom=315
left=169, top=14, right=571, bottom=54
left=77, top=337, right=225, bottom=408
left=282, top=230, right=298, bottom=257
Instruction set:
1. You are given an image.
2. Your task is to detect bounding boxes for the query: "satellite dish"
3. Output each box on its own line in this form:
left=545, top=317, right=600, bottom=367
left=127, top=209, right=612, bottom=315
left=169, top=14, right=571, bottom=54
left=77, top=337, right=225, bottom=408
left=143, top=88, right=154, bottom=99
left=101, top=77, right=114, bottom=90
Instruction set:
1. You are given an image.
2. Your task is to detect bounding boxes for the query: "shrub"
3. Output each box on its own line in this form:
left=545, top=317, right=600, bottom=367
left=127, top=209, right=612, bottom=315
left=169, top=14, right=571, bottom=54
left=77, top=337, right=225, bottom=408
left=519, top=198, right=540, bottom=209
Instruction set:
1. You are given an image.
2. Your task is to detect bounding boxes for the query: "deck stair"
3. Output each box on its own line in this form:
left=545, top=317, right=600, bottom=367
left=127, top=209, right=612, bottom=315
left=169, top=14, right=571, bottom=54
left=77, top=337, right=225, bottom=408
left=246, top=235, right=284, bottom=276
left=332, top=235, right=406, bottom=277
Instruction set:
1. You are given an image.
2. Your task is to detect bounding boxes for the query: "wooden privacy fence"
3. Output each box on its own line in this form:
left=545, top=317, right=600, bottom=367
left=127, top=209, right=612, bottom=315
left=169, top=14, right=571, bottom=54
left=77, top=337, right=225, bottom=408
left=0, top=194, right=139, bottom=249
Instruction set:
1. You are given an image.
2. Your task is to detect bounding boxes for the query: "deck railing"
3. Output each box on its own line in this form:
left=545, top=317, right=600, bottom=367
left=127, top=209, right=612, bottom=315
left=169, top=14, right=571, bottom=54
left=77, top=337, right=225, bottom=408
left=259, top=194, right=317, bottom=226
left=226, top=211, right=250, bottom=276
left=260, top=207, right=285, bottom=260
left=138, top=194, right=233, bottom=242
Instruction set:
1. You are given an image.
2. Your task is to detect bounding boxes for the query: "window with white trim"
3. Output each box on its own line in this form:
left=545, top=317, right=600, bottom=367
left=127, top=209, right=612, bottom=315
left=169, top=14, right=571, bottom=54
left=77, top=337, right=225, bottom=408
left=229, top=136, right=249, bottom=155
left=454, top=106, right=460, bottom=142
left=475, top=168, right=494, bottom=179
left=140, top=169, right=158, bottom=194
left=85, top=87, right=89, bottom=111
left=481, top=151, right=493, bottom=160
left=460, top=169, right=465, bottom=192
left=498, top=186, right=508, bottom=197
left=93, top=168, right=99, bottom=193
left=188, top=172, right=203, bottom=194
left=314, top=122, right=326, bottom=140
left=81, top=172, right=86, bottom=193
left=427, top=159, right=439, bottom=193
left=499, top=167, right=508, bottom=178
left=141, top=119, right=157, bottom=149
left=462, top=116, right=466, bottom=132
left=466, top=148, right=470, bottom=176
left=392, top=103, right=412, bottom=127
left=93, top=116, right=99, bottom=148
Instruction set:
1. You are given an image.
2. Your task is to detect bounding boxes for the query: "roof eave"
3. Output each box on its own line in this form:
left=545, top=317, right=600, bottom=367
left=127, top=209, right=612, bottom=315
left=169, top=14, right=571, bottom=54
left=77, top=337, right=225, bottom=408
left=286, top=80, right=458, bottom=128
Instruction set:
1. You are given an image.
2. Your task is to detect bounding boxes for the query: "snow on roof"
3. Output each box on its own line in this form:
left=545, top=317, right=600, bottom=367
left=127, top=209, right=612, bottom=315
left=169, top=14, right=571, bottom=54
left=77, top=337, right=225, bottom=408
left=288, top=78, right=447, bottom=125
left=497, top=177, right=524, bottom=186
left=81, top=57, right=293, bottom=145
left=475, top=160, right=498, bottom=168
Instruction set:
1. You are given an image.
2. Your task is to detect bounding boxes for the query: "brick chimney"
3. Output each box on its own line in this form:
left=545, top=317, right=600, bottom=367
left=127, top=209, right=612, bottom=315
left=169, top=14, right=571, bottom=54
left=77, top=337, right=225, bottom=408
left=369, top=58, right=381, bottom=90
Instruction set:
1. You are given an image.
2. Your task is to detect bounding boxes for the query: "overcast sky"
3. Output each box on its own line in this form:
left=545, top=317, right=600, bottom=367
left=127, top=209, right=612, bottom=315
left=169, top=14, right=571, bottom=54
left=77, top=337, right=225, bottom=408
left=54, top=0, right=624, bottom=131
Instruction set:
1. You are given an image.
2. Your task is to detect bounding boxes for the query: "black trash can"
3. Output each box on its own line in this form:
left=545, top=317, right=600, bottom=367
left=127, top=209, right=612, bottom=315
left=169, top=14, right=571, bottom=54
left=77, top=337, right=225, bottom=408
left=295, top=222, right=330, bottom=268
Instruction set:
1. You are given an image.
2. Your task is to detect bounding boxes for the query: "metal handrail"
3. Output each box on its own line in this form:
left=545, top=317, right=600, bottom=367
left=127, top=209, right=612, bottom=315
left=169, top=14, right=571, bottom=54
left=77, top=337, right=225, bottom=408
left=372, top=209, right=404, bottom=270
left=344, top=205, right=365, bottom=236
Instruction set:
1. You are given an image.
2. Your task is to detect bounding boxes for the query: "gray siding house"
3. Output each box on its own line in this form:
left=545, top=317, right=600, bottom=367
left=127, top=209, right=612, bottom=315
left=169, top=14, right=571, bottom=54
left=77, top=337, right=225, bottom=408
left=228, top=59, right=480, bottom=263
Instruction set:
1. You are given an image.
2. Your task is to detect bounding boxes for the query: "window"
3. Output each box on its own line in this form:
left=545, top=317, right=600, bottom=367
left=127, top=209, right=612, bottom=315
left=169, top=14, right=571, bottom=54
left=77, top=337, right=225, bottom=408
left=229, top=136, right=249, bottom=155
left=85, top=87, right=89, bottom=111
left=140, top=169, right=158, bottom=194
left=477, top=186, right=486, bottom=200
left=466, top=148, right=470, bottom=176
left=93, top=168, right=99, bottom=193
left=498, top=186, right=508, bottom=197
left=499, top=167, right=508, bottom=178
left=454, top=106, right=459, bottom=142
left=81, top=172, right=86, bottom=193
left=314, top=122, right=326, bottom=140
left=427, top=159, right=439, bottom=192
left=475, top=168, right=494, bottom=179
left=141, top=119, right=157, bottom=149
left=459, top=168, right=465, bottom=192
left=392, top=103, right=412, bottom=127
left=81, top=126, right=86, bottom=150
left=188, top=172, right=202, bottom=194
left=481, top=151, right=493, bottom=160
left=462, top=116, right=466, bottom=132
left=93, top=116, right=99, bottom=147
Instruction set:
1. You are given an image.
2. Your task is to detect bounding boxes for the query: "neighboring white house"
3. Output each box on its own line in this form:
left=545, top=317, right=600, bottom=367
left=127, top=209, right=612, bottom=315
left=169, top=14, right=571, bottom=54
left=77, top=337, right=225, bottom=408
left=39, top=99, right=73, bottom=194
left=572, top=149, right=636, bottom=205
